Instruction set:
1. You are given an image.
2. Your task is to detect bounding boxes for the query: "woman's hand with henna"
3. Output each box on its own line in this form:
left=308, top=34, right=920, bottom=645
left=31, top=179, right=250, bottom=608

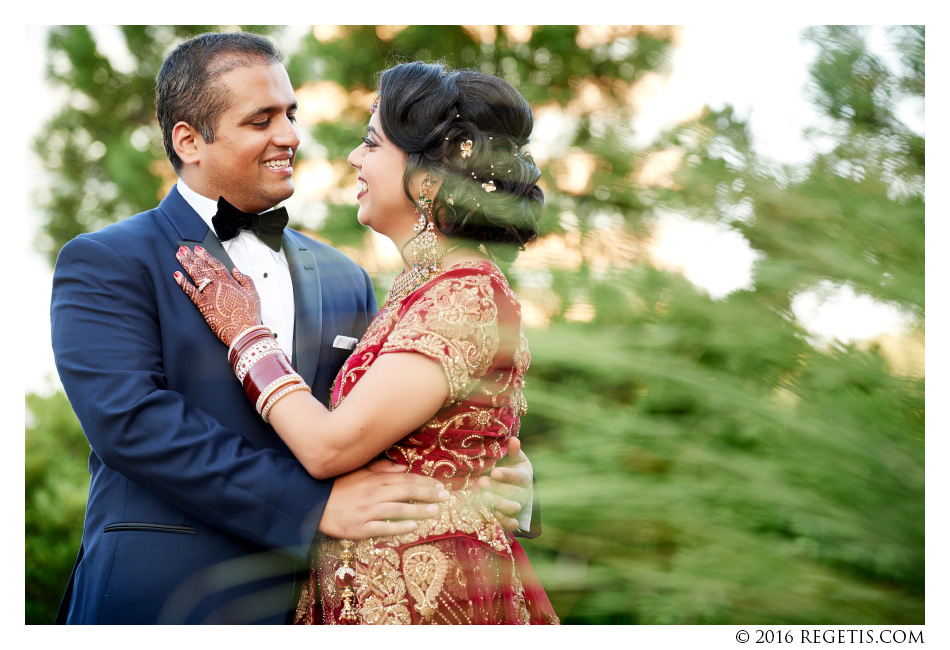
left=174, top=246, right=262, bottom=347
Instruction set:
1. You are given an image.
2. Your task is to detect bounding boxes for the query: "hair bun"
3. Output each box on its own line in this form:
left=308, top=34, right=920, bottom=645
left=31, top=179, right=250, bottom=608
left=377, top=62, right=544, bottom=260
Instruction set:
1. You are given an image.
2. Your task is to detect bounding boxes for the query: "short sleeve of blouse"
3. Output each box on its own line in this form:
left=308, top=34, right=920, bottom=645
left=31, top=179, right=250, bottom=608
left=380, top=269, right=502, bottom=405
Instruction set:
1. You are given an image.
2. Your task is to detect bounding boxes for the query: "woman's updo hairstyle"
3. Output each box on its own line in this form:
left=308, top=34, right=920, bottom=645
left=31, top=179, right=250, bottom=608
left=377, top=61, right=543, bottom=262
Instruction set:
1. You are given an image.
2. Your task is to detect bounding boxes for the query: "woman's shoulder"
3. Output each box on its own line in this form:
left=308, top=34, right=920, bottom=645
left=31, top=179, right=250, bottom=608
left=408, top=260, right=521, bottom=323
left=435, top=260, right=517, bottom=299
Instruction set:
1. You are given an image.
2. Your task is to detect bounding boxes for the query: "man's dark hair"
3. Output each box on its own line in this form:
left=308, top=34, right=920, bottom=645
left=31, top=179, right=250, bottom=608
left=156, top=32, right=283, bottom=173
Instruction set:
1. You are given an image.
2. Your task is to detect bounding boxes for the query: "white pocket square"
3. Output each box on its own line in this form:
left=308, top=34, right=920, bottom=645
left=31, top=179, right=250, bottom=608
left=333, top=335, right=359, bottom=350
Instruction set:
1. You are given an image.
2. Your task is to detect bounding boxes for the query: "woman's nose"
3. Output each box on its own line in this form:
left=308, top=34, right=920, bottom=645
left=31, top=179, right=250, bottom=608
left=347, top=144, right=363, bottom=169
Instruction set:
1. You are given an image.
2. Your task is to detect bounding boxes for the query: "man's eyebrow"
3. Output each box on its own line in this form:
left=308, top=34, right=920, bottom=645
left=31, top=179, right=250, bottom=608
left=241, top=102, right=298, bottom=121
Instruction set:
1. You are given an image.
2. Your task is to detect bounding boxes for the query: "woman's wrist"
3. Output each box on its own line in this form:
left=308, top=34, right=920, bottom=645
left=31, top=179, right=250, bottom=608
left=261, top=383, right=311, bottom=423
left=234, top=338, right=284, bottom=383
left=228, top=325, right=310, bottom=421
left=228, top=325, right=273, bottom=367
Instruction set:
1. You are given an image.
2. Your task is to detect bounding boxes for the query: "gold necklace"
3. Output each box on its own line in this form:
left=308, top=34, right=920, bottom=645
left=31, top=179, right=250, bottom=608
left=384, top=243, right=463, bottom=308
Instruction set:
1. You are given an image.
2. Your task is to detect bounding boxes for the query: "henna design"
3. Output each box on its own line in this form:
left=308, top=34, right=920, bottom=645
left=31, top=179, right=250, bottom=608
left=175, top=247, right=261, bottom=347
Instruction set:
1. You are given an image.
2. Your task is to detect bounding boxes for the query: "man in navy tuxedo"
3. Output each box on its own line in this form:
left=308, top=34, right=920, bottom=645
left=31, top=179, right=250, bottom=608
left=50, top=32, right=536, bottom=624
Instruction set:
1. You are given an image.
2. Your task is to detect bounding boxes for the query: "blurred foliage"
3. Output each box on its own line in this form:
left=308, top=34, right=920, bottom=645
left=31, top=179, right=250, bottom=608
left=515, top=24, right=923, bottom=623
left=286, top=25, right=669, bottom=251
left=656, top=26, right=924, bottom=320
left=29, top=25, right=922, bottom=624
left=25, top=391, right=89, bottom=624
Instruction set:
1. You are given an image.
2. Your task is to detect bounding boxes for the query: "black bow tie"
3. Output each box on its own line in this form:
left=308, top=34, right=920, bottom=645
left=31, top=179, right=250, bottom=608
left=211, top=197, right=288, bottom=252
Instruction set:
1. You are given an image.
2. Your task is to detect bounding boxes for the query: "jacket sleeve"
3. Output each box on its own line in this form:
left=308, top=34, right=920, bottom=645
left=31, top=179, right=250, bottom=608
left=51, top=235, right=331, bottom=560
left=360, top=265, right=378, bottom=334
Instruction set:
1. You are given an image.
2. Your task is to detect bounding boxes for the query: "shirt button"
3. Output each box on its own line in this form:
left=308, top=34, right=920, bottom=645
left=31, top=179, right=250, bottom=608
left=263, top=272, right=269, bottom=278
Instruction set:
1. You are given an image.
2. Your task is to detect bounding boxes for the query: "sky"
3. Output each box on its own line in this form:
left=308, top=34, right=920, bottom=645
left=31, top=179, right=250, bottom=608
left=22, top=23, right=923, bottom=397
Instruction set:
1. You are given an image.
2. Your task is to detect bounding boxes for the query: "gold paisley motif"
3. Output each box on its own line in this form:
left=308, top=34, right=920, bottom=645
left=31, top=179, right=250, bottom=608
left=402, top=544, right=448, bottom=620
left=445, top=561, right=470, bottom=601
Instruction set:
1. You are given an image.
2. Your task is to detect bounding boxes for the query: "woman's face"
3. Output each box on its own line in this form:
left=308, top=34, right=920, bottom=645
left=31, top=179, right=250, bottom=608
left=346, top=107, right=417, bottom=239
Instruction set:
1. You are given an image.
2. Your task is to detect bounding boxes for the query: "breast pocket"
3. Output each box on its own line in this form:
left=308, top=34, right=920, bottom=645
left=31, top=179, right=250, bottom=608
left=329, top=346, right=353, bottom=378
left=104, top=522, right=197, bottom=535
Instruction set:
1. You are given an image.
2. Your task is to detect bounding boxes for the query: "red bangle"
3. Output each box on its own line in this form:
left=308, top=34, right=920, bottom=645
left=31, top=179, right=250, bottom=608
left=228, top=326, right=274, bottom=368
left=242, top=352, right=299, bottom=409
left=234, top=342, right=283, bottom=383
left=228, top=326, right=311, bottom=419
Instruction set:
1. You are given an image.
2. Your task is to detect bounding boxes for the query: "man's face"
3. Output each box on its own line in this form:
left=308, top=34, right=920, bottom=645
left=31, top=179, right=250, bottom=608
left=190, top=62, right=300, bottom=213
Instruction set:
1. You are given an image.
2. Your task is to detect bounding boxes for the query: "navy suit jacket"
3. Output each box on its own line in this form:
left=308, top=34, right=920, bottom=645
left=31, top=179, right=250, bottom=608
left=50, top=187, right=377, bottom=624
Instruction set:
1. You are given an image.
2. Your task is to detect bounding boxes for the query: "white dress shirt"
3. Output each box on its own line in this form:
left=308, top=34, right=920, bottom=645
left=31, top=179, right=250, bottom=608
left=177, top=179, right=295, bottom=360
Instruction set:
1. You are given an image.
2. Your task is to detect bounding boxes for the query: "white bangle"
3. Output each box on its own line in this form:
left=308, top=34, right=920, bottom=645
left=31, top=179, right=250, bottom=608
left=255, top=373, right=306, bottom=415
left=234, top=340, right=283, bottom=382
left=228, top=325, right=272, bottom=360
left=261, top=383, right=311, bottom=423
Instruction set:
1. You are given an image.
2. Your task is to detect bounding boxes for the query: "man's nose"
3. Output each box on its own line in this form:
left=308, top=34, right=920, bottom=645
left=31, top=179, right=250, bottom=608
left=274, top=115, right=301, bottom=149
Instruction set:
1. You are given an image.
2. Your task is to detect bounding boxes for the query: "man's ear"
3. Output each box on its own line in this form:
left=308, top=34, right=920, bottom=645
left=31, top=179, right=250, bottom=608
left=172, top=121, right=203, bottom=166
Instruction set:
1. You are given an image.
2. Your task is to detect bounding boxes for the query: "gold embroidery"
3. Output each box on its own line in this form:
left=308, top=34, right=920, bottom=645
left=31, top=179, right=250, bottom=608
left=386, top=408, right=512, bottom=489
left=382, top=273, right=500, bottom=405
left=319, top=491, right=528, bottom=624
left=316, top=262, right=556, bottom=624
left=402, top=544, right=448, bottom=620
left=294, top=580, right=314, bottom=625
left=446, top=562, right=469, bottom=601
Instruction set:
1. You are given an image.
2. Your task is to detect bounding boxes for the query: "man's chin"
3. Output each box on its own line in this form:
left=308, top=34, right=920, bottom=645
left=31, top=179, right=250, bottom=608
left=259, top=183, right=295, bottom=210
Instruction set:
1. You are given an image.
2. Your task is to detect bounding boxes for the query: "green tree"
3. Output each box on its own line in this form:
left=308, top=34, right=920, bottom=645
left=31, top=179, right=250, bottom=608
left=516, top=25, right=923, bottom=622
left=25, top=391, right=90, bottom=624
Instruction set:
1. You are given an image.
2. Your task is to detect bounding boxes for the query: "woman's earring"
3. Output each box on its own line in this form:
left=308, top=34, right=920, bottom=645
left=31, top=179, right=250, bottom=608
left=411, top=173, right=439, bottom=272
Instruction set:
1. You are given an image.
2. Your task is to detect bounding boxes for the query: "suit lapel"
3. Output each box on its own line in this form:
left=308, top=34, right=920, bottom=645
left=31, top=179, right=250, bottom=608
left=284, top=232, right=322, bottom=387
left=177, top=229, right=236, bottom=274
left=160, top=185, right=238, bottom=273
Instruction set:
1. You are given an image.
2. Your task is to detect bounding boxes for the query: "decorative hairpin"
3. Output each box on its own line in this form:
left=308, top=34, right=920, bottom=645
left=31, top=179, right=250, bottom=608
left=482, top=180, right=496, bottom=193
left=369, top=92, right=380, bottom=114
left=460, top=140, right=473, bottom=159
left=447, top=194, right=454, bottom=205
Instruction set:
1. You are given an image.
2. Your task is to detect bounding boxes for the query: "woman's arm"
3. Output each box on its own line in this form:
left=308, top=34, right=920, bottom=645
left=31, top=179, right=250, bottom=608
left=267, top=351, right=449, bottom=478
left=174, top=245, right=451, bottom=479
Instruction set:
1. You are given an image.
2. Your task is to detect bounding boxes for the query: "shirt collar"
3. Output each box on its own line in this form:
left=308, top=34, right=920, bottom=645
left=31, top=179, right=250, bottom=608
left=176, top=178, right=282, bottom=227
left=176, top=178, right=220, bottom=231
left=176, top=178, right=288, bottom=260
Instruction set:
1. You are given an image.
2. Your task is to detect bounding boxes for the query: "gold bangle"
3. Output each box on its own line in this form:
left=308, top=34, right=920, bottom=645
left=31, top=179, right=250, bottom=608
left=255, top=373, right=305, bottom=415
left=261, top=382, right=311, bottom=423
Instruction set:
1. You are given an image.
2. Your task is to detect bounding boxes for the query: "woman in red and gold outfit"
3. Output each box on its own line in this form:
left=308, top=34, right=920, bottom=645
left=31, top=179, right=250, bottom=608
left=175, top=62, right=558, bottom=624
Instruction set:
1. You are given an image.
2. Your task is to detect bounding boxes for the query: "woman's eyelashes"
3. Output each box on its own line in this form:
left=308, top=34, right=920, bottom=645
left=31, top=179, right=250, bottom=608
left=362, top=136, right=379, bottom=149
